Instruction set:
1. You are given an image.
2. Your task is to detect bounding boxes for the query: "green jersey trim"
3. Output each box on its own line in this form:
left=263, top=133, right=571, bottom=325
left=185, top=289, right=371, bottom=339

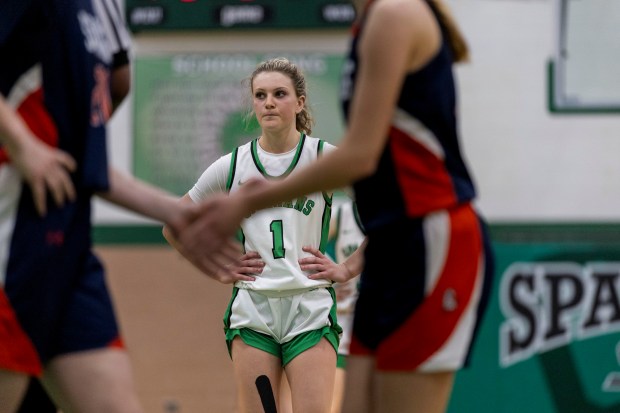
left=250, top=132, right=306, bottom=179
left=226, top=147, right=239, bottom=192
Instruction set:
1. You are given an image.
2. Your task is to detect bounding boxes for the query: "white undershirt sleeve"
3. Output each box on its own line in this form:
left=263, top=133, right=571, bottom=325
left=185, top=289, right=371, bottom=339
left=188, top=153, right=232, bottom=203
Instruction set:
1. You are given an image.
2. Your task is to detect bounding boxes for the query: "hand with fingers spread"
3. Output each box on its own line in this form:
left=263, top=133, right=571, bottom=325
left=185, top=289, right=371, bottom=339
left=0, top=95, right=77, bottom=216
left=11, top=137, right=77, bottom=216
left=210, top=251, right=264, bottom=284
left=299, top=246, right=357, bottom=283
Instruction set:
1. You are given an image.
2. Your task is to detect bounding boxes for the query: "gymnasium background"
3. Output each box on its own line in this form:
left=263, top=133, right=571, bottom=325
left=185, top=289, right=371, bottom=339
left=95, top=0, right=620, bottom=411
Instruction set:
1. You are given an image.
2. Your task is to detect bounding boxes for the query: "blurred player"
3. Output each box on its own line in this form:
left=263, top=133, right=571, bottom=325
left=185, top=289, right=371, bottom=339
left=0, top=1, right=210, bottom=412
left=15, top=2, right=132, bottom=411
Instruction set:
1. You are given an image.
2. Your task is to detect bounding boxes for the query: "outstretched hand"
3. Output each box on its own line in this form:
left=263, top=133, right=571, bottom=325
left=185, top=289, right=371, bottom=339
left=167, top=190, right=250, bottom=278
left=299, top=246, right=356, bottom=283
left=170, top=178, right=267, bottom=278
left=11, top=137, right=76, bottom=216
left=163, top=200, right=243, bottom=281
left=178, top=192, right=246, bottom=250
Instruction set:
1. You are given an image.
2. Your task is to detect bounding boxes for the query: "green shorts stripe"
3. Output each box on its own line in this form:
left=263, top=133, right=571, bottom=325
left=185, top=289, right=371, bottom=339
left=223, top=286, right=342, bottom=366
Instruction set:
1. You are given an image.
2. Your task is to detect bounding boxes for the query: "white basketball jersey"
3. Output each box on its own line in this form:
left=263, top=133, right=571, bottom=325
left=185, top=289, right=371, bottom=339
left=228, top=134, right=333, bottom=293
left=333, top=200, right=366, bottom=313
left=334, top=201, right=366, bottom=265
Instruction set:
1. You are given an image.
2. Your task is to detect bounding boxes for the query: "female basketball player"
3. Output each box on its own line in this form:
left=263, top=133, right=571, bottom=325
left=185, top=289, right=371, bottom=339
left=15, top=2, right=133, bottom=411
left=163, top=57, right=342, bottom=413
left=176, top=1, right=495, bottom=412
left=0, top=1, right=206, bottom=412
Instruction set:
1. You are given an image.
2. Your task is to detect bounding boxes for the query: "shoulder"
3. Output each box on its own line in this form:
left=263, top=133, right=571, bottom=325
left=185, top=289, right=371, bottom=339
left=367, top=0, right=436, bottom=35
left=220, top=151, right=235, bottom=164
left=236, top=139, right=254, bottom=153
left=323, top=142, right=338, bottom=154
left=370, top=0, right=429, bottom=17
left=304, top=136, right=337, bottom=154
left=303, top=135, right=333, bottom=146
left=198, top=151, right=233, bottom=178
left=364, top=0, right=440, bottom=67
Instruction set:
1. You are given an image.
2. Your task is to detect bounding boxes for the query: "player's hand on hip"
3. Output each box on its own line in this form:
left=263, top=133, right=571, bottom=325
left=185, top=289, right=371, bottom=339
left=210, top=250, right=263, bottom=284
left=12, top=137, right=76, bottom=216
left=300, top=246, right=350, bottom=283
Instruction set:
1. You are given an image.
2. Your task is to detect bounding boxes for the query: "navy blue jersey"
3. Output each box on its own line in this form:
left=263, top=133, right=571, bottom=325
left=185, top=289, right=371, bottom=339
left=0, top=0, right=114, bottom=191
left=341, top=0, right=476, bottom=231
left=0, top=0, right=128, bottom=372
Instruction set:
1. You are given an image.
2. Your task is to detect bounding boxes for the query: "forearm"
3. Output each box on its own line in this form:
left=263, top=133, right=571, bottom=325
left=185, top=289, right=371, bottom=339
left=342, top=238, right=367, bottom=278
left=163, top=224, right=206, bottom=271
left=97, top=168, right=181, bottom=225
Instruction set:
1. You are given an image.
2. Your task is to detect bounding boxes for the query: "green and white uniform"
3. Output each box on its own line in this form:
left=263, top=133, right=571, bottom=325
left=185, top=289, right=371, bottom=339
left=332, top=200, right=365, bottom=363
left=189, top=133, right=341, bottom=365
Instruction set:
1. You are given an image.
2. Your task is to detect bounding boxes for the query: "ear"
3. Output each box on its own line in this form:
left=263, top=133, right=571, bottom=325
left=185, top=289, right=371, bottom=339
left=296, top=95, right=306, bottom=113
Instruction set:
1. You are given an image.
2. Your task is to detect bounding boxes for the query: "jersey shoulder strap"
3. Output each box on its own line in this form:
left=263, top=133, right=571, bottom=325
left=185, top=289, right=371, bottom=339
left=225, top=146, right=239, bottom=192
left=317, top=139, right=325, bottom=158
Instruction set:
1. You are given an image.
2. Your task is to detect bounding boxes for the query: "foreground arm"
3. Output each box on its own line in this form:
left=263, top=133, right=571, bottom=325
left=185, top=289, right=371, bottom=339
left=162, top=195, right=258, bottom=283
left=234, top=0, right=427, bottom=210
left=97, top=168, right=193, bottom=231
left=178, top=0, right=423, bottom=263
left=98, top=169, right=245, bottom=271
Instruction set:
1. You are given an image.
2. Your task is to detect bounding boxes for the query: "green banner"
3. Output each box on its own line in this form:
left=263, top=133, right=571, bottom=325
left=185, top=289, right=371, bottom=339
left=449, top=240, right=620, bottom=412
left=133, top=52, right=345, bottom=195
left=126, top=0, right=356, bottom=31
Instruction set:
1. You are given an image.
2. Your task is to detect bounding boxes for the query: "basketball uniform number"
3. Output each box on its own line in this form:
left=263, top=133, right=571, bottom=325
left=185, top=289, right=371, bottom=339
left=269, top=220, right=285, bottom=259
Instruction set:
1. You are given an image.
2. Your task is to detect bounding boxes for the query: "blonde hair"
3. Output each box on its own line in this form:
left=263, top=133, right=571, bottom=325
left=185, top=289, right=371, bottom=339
left=246, top=57, right=314, bottom=135
left=429, top=0, right=469, bottom=63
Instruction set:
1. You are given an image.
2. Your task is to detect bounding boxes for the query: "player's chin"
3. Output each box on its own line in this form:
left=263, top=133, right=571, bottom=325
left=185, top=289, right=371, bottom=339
left=260, top=120, right=283, bottom=131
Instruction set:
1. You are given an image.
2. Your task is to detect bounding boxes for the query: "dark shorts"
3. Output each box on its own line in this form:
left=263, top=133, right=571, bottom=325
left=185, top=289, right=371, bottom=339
left=350, top=203, right=494, bottom=372
left=0, top=168, right=120, bottom=375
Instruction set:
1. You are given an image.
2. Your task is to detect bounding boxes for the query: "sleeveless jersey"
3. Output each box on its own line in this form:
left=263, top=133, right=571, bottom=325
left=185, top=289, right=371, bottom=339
left=192, top=134, right=334, bottom=293
left=334, top=201, right=365, bottom=265
left=0, top=0, right=130, bottom=191
left=341, top=0, right=477, bottom=231
left=0, top=0, right=130, bottom=371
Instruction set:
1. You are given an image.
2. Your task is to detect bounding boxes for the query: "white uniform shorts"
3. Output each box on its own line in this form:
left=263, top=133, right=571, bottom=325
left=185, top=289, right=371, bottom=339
left=224, top=287, right=342, bottom=366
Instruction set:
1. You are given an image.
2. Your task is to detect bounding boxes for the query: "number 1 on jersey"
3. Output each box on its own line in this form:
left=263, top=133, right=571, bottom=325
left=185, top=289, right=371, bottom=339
left=269, top=220, right=285, bottom=259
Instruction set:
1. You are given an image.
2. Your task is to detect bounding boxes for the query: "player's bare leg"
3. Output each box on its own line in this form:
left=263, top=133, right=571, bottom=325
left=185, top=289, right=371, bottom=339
left=231, top=338, right=283, bottom=413
left=341, top=355, right=374, bottom=413
left=285, top=338, right=336, bottom=413
left=278, top=371, right=293, bottom=413
left=331, top=367, right=347, bottom=413
left=43, top=348, right=143, bottom=413
left=0, top=370, right=29, bottom=413
left=376, top=370, right=454, bottom=413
